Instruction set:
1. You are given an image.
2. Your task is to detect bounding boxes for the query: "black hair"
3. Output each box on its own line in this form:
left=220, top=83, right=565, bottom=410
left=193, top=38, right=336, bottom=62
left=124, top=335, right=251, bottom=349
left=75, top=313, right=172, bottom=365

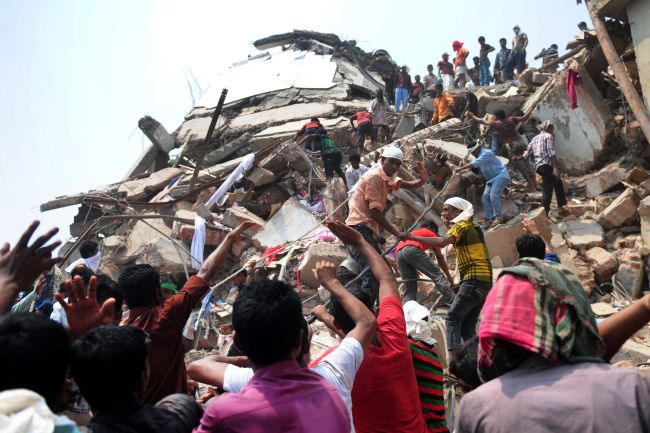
left=298, top=319, right=310, bottom=367
left=0, top=313, right=70, bottom=408
left=435, top=83, right=443, bottom=90
left=79, top=240, right=98, bottom=259
left=58, top=282, right=67, bottom=294
left=71, top=326, right=148, bottom=411
left=516, top=234, right=546, bottom=260
left=233, top=280, right=303, bottom=365
left=478, top=36, right=485, bottom=42
left=449, top=336, right=482, bottom=391
left=376, top=236, right=387, bottom=245
left=71, top=265, right=94, bottom=284
left=327, top=286, right=373, bottom=334
left=499, top=38, right=507, bottom=44
left=423, top=220, right=439, bottom=234
left=473, top=56, right=480, bottom=62
left=349, top=153, right=361, bottom=163
left=310, top=117, right=320, bottom=122
left=118, top=264, right=160, bottom=309
left=427, top=64, right=433, bottom=69
left=550, top=44, right=558, bottom=49
left=96, top=274, right=123, bottom=319
left=494, top=109, right=507, bottom=120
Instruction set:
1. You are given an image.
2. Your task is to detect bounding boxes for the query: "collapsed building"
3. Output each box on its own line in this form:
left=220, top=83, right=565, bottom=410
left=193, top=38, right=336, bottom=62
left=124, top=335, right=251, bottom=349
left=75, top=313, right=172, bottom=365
left=42, top=23, right=650, bottom=366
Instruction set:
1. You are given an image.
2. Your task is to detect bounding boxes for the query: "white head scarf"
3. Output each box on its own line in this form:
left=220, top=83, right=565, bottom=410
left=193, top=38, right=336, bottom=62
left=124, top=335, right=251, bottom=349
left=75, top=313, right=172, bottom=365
left=444, top=197, right=474, bottom=223
left=65, top=251, right=102, bottom=273
left=403, top=301, right=436, bottom=345
left=381, top=146, right=404, bottom=162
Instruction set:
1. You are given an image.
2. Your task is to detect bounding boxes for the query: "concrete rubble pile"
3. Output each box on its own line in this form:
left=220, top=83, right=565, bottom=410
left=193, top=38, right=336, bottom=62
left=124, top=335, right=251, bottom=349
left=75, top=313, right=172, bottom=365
left=41, top=26, right=650, bottom=363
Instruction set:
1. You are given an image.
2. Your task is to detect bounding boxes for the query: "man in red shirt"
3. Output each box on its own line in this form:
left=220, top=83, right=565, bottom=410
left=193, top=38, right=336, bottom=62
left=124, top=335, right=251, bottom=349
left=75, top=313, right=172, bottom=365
left=118, top=221, right=255, bottom=404
left=395, top=221, right=455, bottom=306
left=350, top=111, right=376, bottom=154
left=327, top=221, right=428, bottom=433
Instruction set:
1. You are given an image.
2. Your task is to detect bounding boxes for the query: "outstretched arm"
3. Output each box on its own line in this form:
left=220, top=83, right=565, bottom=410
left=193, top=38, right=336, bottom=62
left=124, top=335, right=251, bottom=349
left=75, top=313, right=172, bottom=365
left=187, top=355, right=251, bottom=388
left=398, top=161, right=429, bottom=190
left=315, top=261, right=377, bottom=350
left=598, top=294, right=650, bottom=362
left=409, top=234, right=456, bottom=249
left=0, top=221, right=61, bottom=315
left=327, top=221, right=398, bottom=301
left=198, top=222, right=257, bottom=283
left=467, top=112, right=491, bottom=126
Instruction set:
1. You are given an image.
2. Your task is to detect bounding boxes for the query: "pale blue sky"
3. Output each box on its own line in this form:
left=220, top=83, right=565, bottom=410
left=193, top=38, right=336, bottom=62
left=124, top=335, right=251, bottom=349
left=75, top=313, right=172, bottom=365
left=0, top=0, right=590, bottom=247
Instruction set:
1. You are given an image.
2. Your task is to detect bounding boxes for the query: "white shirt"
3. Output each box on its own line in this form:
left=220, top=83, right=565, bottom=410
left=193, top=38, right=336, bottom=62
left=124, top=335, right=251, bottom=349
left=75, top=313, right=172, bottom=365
left=223, top=337, right=364, bottom=433
left=50, top=298, right=68, bottom=328
left=345, top=164, right=370, bottom=192
left=369, top=99, right=388, bottom=125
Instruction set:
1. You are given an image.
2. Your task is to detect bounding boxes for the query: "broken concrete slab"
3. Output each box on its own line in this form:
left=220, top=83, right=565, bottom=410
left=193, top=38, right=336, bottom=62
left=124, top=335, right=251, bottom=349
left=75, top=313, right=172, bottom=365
left=230, top=102, right=336, bottom=130
left=134, top=237, right=192, bottom=274
left=298, top=242, right=350, bottom=289
left=639, top=196, right=650, bottom=248
left=253, top=197, right=321, bottom=247
left=483, top=208, right=551, bottom=267
left=596, top=188, right=640, bottom=229
left=118, top=167, right=184, bottom=201
left=585, top=246, right=618, bottom=283
left=322, top=178, right=348, bottom=222
left=246, top=167, right=278, bottom=187
left=559, top=219, right=605, bottom=250
left=222, top=206, right=266, bottom=236
left=614, top=249, right=645, bottom=298
left=138, top=115, right=175, bottom=153
left=585, top=163, right=627, bottom=198
left=521, top=65, right=612, bottom=175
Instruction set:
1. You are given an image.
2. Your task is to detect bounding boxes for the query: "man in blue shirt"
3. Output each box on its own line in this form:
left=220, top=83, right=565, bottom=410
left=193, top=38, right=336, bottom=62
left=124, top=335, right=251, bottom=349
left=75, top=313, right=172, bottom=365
left=455, top=144, right=510, bottom=228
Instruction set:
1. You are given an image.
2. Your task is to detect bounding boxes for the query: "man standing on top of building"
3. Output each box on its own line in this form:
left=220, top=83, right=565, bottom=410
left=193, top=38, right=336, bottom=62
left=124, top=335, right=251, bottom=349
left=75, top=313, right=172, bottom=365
left=535, top=43, right=559, bottom=72
left=411, top=75, right=424, bottom=100
left=405, top=197, right=493, bottom=359
left=431, top=83, right=455, bottom=125
left=369, top=89, right=390, bottom=143
left=395, top=65, right=412, bottom=113
left=452, top=41, right=470, bottom=89
left=423, top=64, right=437, bottom=91
left=438, top=53, right=455, bottom=91
left=345, top=146, right=429, bottom=306
left=468, top=57, right=481, bottom=87
left=478, top=36, right=495, bottom=86
left=493, top=38, right=513, bottom=84
left=510, top=24, right=528, bottom=76
left=395, top=221, right=455, bottom=307
left=350, top=110, right=376, bottom=155
left=516, top=120, right=568, bottom=217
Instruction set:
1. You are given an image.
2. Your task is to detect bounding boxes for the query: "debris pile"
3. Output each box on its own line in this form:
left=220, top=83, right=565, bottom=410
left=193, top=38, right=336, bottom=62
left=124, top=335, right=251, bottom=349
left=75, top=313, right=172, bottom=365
left=42, top=27, right=650, bottom=360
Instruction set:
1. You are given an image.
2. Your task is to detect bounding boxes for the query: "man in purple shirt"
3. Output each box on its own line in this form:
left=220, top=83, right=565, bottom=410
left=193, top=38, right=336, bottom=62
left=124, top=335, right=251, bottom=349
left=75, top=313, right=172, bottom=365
left=194, top=279, right=350, bottom=433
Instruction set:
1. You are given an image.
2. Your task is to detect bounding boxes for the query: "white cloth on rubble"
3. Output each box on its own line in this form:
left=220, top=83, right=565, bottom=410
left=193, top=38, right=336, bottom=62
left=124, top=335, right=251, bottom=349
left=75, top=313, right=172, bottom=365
left=191, top=215, right=207, bottom=270
left=444, top=197, right=474, bottom=223
left=64, top=251, right=101, bottom=273
left=223, top=337, right=363, bottom=433
left=190, top=153, right=256, bottom=269
left=403, top=300, right=437, bottom=345
left=0, top=389, right=81, bottom=433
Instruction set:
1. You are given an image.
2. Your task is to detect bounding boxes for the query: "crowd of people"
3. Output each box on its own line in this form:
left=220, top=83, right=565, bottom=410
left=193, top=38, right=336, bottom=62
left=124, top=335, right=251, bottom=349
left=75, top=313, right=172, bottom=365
left=2, top=20, right=650, bottom=433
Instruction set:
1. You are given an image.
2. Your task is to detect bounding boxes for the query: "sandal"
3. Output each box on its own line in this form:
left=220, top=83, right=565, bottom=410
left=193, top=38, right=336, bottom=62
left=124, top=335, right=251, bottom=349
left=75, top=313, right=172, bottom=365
left=489, top=218, right=503, bottom=229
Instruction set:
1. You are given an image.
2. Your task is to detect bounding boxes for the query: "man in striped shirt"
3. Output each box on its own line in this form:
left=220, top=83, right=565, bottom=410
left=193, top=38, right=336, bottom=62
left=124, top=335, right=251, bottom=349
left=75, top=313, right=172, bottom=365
left=517, top=120, right=568, bottom=215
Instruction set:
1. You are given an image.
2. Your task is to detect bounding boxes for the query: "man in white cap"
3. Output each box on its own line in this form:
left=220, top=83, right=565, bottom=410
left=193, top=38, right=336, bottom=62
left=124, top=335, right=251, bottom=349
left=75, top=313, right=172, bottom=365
left=510, top=24, right=528, bottom=76
left=404, top=197, right=492, bottom=358
left=345, top=146, right=429, bottom=305
left=516, top=120, right=568, bottom=216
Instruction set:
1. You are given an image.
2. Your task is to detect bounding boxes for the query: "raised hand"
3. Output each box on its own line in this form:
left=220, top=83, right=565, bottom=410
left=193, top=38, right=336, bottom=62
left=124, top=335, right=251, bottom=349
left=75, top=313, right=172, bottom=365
left=56, top=276, right=116, bottom=340
left=0, top=221, right=62, bottom=315
left=326, top=221, right=364, bottom=247
left=229, top=221, right=258, bottom=238
left=415, top=161, right=429, bottom=183
left=314, top=261, right=338, bottom=287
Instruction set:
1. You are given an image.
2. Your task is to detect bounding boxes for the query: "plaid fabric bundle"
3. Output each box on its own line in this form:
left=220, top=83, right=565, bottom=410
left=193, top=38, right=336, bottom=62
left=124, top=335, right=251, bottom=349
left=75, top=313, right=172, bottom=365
left=478, top=258, right=604, bottom=382
left=408, top=339, right=449, bottom=433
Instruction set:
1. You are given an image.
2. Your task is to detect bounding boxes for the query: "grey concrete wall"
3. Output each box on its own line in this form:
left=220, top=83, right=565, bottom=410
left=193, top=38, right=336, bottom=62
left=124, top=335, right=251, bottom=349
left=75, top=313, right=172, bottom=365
left=628, top=0, right=650, bottom=110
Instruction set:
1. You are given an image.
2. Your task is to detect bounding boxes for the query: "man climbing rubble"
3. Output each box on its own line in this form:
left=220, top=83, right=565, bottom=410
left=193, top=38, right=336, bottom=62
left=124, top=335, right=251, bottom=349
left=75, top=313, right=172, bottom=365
left=345, top=146, right=429, bottom=306
left=299, top=130, right=347, bottom=187
left=431, top=83, right=455, bottom=125
left=350, top=110, right=377, bottom=154
left=406, top=198, right=492, bottom=359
